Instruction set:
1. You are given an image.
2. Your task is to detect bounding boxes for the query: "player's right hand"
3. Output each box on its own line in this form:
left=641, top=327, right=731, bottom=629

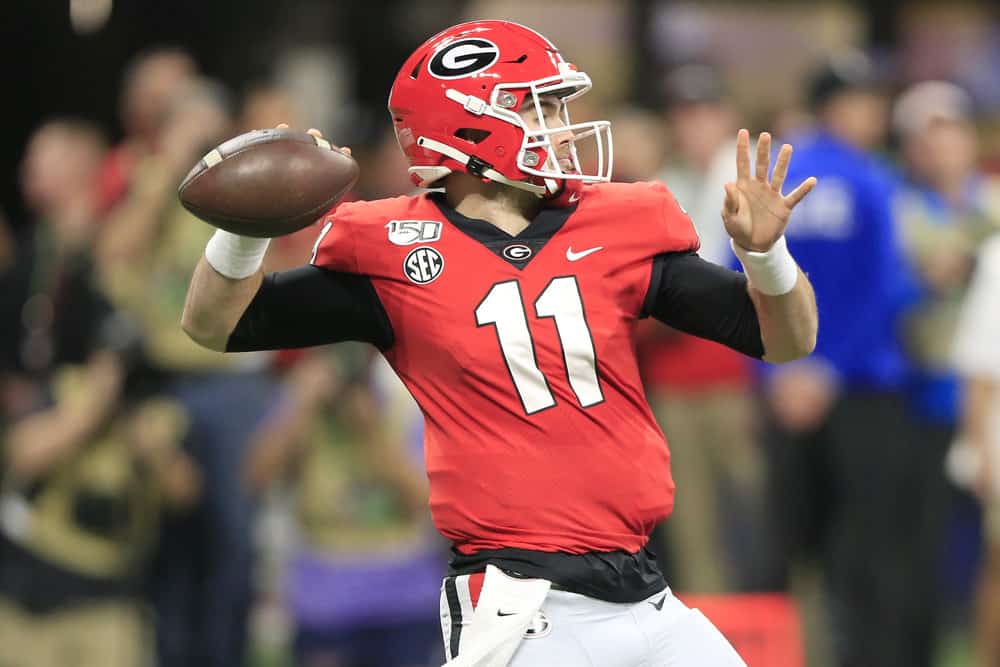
left=274, top=123, right=352, bottom=157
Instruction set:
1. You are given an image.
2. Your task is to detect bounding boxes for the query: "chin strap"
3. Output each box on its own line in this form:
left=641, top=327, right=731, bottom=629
left=416, top=136, right=548, bottom=196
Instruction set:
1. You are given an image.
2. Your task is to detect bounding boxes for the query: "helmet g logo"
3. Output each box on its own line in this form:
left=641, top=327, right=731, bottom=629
left=428, top=38, right=500, bottom=79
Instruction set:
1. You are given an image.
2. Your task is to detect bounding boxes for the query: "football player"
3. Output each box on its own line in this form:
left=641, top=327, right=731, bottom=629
left=182, top=20, right=817, bottom=667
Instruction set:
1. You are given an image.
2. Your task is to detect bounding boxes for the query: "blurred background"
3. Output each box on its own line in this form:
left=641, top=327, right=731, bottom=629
left=1, top=1, right=999, bottom=666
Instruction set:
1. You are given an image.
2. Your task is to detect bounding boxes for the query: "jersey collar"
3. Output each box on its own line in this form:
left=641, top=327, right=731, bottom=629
left=427, top=191, right=578, bottom=269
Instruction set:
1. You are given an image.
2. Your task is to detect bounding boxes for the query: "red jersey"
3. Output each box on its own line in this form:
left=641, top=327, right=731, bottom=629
left=311, top=181, right=699, bottom=555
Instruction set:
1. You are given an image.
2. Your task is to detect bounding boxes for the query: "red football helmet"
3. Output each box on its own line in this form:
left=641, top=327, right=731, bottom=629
left=388, top=20, right=613, bottom=197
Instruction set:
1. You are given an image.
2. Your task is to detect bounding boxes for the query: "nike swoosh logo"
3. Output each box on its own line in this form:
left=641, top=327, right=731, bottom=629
left=649, top=594, right=667, bottom=611
left=566, top=246, right=604, bottom=262
left=496, top=610, right=517, bottom=617
left=568, top=192, right=581, bottom=203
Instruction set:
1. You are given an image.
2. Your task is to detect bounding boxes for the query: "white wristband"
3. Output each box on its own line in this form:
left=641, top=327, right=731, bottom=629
left=204, top=229, right=270, bottom=280
left=731, top=236, right=799, bottom=296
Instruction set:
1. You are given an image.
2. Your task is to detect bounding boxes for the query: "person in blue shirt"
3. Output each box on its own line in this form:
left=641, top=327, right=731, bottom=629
left=758, top=52, right=932, bottom=667
left=894, top=81, right=1000, bottom=426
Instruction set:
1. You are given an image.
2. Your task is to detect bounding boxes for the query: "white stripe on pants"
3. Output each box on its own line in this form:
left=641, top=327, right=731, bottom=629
left=441, top=574, right=477, bottom=660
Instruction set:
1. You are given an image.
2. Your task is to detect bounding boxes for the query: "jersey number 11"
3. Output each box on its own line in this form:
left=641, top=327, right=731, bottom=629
left=475, top=276, right=604, bottom=415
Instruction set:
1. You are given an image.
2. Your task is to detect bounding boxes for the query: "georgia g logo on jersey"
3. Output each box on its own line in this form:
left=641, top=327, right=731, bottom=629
left=501, top=244, right=532, bottom=261
left=404, top=246, right=445, bottom=284
left=428, top=38, right=500, bottom=79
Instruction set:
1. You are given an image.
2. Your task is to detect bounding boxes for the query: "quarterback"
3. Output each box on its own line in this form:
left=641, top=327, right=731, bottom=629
left=182, top=20, right=817, bottom=667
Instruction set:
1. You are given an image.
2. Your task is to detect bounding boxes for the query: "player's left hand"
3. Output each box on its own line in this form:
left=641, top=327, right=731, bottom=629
left=722, top=129, right=817, bottom=252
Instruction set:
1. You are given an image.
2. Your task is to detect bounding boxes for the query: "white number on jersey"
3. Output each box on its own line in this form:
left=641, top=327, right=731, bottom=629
left=475, top=277, right=604, bottom=414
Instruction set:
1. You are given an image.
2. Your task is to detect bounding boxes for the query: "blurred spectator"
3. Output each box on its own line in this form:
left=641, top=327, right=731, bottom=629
left=951, top=234, right=1000, bottom=667
left=762, top=52, right=928, bottom=667
left=10, top=119, right=112, bottom=377
left=245, top=351, right=442, bottom=667
left=893, top=81, right=1000, bottom=662
left=0, top=118, right=199, bottom=667
left=637, top=64, right=763, bottom=594
left=658, top=64, right=737, bottom=266
left=895, top=81, right=1000, bottom=406
left=98, top=48, right=197, bottom=214
left=98, top=74, right=230, bottom=271
left=95, top=58, right=278, bottom=667
left=2, top=117, right=124, bottom=455
left=0, top=355, right=198, bottom=667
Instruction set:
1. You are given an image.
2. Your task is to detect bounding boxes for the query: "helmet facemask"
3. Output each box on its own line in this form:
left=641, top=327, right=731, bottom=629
left=493, top=65, right=613, bottom=190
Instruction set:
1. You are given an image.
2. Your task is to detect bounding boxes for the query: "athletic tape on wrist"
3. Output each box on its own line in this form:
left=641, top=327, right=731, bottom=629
left=731, top=236, right=799, bottom=296
left=204, top=229, right=270, bottom=280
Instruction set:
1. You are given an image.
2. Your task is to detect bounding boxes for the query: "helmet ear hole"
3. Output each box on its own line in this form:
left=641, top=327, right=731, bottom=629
left=454, top=128, right=491, bottom=144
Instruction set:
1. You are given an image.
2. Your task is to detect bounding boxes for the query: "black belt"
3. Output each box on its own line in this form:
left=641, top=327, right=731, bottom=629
left=447, top=546, right=667, bottom=603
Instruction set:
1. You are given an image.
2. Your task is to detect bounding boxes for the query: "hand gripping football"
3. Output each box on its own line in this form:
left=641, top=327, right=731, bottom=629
left=178, top=128, right=359, bottom=238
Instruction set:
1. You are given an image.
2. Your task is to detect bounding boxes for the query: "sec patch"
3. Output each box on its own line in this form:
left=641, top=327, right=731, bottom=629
left=404, top=246, right=444, bottom=284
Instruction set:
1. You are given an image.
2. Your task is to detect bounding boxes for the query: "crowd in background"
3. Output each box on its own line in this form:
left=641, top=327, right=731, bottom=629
left=1, top=2, right=999, bottom=667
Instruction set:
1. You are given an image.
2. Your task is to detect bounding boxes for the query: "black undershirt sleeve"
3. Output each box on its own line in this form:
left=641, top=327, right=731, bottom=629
left=642, top=251, right=764, bottom=359
left=225, top=265, right=394, bottom=352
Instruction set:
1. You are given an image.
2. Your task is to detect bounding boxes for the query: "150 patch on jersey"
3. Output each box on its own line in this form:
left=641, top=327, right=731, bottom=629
left=404, top=246, right=444, bottom=284
left=387, top=220, right=443, bottom=245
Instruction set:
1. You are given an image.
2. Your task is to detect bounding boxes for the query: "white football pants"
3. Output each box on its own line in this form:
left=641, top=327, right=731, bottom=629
left=440, top=567, right=746, bottom=667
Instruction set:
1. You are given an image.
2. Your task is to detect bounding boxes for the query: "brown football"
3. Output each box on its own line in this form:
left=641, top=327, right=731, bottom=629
left=178, top=128, right=359, bottom=238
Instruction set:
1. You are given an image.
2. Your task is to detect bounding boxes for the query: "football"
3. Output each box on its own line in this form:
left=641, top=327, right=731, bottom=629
left=178, top=128, right=359, bottom=238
